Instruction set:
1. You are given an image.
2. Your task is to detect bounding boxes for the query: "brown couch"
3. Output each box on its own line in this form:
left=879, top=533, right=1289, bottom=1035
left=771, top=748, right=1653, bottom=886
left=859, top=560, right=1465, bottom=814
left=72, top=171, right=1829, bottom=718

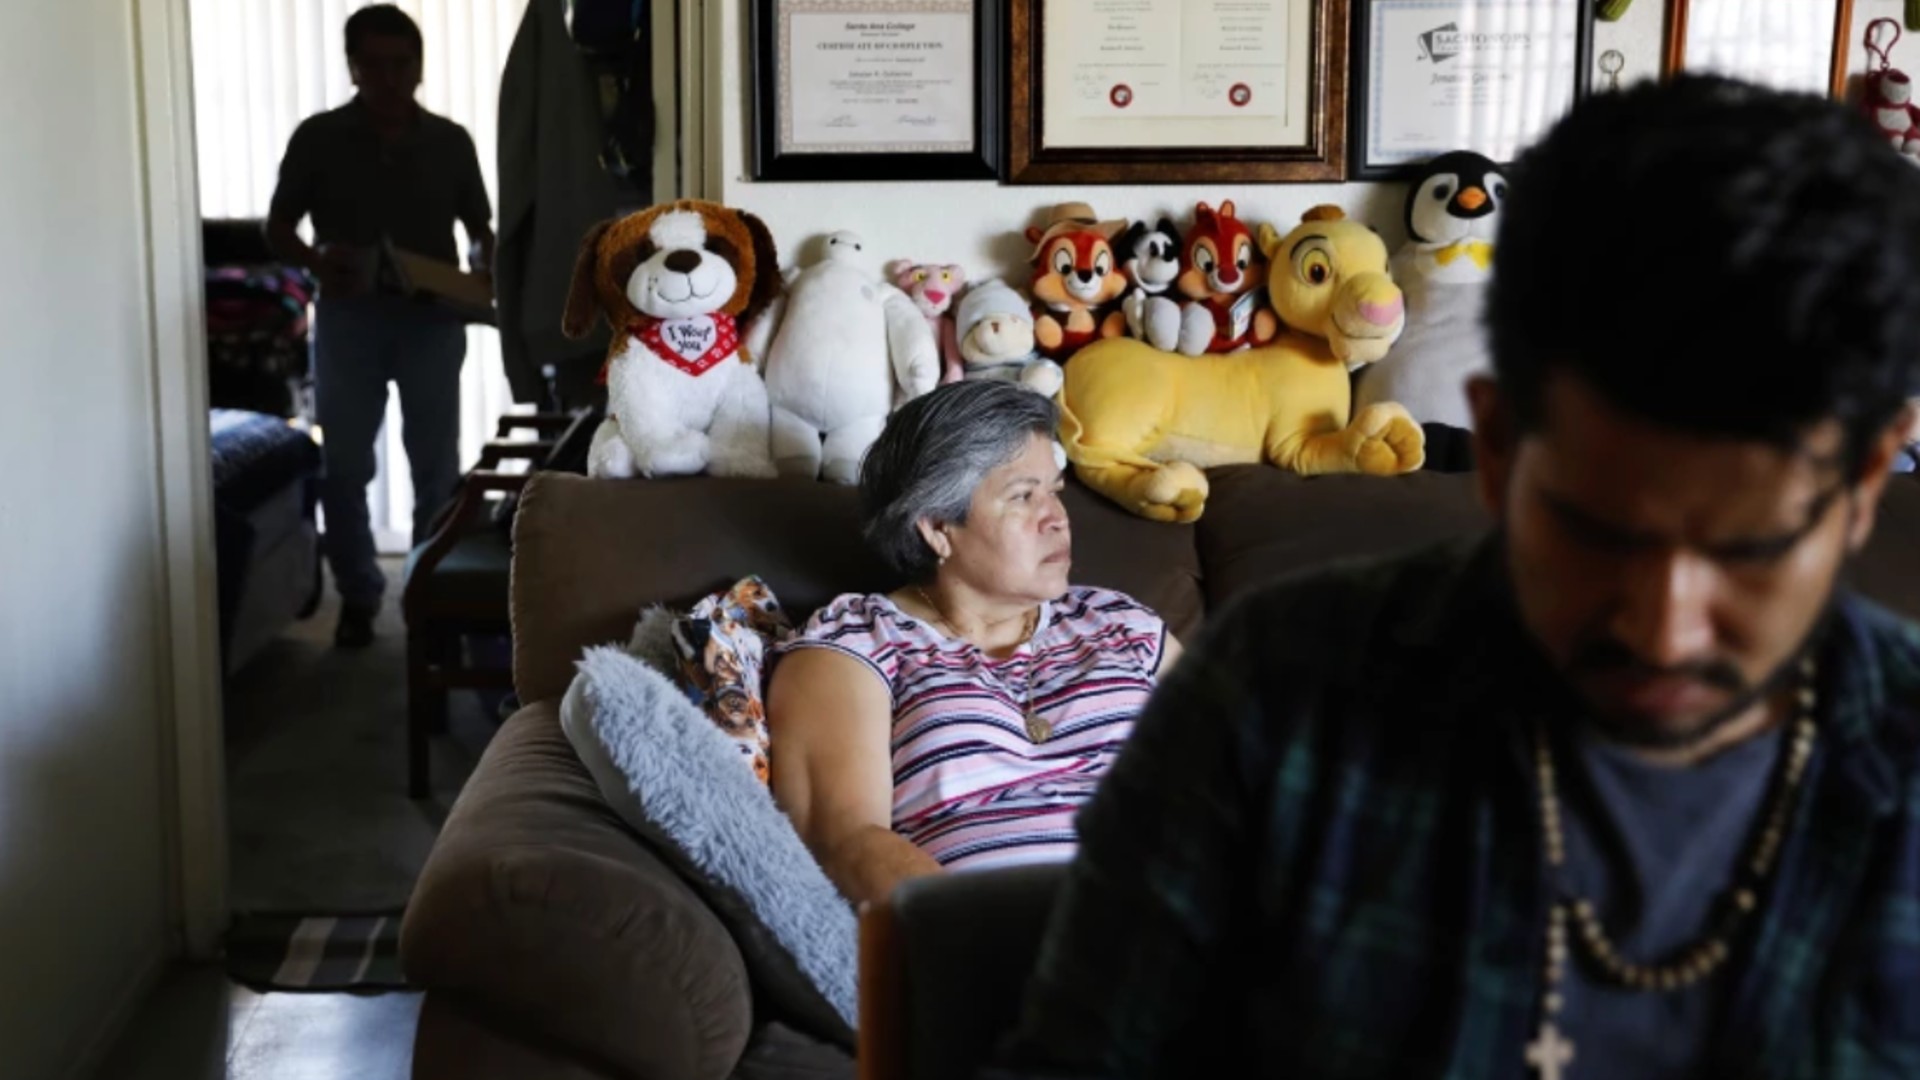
left=400, top=467, right=1920, bottom=1080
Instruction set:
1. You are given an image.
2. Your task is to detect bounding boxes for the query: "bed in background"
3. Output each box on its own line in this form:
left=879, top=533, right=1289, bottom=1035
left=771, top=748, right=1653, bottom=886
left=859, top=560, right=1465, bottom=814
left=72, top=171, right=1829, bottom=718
left=211, top=408, right=322, bottom=675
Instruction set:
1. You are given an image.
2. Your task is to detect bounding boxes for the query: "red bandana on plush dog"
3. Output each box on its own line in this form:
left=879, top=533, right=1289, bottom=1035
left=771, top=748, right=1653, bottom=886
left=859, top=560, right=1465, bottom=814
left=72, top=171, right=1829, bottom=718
left=598, top=313, right=741, bottom=384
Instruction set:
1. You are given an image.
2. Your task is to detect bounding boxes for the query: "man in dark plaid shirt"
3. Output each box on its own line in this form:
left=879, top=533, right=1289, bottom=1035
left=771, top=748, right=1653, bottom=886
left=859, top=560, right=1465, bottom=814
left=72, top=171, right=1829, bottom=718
left=992, top=78, right=1920, bottom=1080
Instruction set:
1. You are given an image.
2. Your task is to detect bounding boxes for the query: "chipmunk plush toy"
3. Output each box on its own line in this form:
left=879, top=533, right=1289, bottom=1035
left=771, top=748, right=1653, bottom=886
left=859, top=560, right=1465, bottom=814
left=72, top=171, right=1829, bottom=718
left=1175, top=200, right=1280, bottom=356
left=888, top=261, right=967, bottom=383
left=563, top=200, right=782, bottom=479
left=1116, top=217, right=1184, bottom=353
left=1026, top=203, right=1130, bottom=362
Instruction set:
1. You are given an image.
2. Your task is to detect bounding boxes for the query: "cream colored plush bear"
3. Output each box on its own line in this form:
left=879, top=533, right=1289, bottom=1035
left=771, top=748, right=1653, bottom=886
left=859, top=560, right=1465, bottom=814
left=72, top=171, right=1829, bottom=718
left=745, top=232, right=940, bottom=484
left=954, top=280, right=1063, bottom=397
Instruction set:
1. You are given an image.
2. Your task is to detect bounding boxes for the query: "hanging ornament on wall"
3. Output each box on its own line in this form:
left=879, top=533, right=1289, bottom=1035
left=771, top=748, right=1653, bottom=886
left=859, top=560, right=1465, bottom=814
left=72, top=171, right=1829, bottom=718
left=1599, top=50, right=1626, bottom=91
left=1596, top=0, right=1634, bottom=21
left=1859, top=19, right=1920, bottom=164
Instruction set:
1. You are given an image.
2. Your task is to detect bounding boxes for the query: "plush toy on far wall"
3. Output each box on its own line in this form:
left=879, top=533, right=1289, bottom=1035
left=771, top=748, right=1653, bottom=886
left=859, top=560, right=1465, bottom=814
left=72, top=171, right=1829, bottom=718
left=1859, top=19, right=1920, bottom=163
left=1059, top=206, right=1420, bottom=524
left=952, top=280, right=1062, bottom=396
left=1353, top=150, right=1507, bottom=472
left=1025, top=202, right=1130, bottom=362
left=1174, top=200, right=1280, bottom=356
left=745, top=231, right=940, bottom=485
left=563, top=199, right=783, bottom=480
left=888, top=261, right=968, bottom=384
left=1115, top=218, right=1185, bottom=353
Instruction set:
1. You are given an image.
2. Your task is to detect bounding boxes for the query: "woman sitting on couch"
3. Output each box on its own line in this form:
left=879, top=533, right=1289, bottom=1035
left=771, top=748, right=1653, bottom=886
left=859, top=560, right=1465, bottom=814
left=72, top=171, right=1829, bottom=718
left=766, top=380, right=1181, bottom=907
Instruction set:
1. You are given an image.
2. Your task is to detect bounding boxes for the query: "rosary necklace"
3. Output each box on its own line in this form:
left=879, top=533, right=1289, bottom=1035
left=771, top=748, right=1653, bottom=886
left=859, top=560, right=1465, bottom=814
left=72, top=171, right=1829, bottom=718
left=914, top=586, right=1050, bottom=743
left=1525, top=657, right=1819, bottom=1080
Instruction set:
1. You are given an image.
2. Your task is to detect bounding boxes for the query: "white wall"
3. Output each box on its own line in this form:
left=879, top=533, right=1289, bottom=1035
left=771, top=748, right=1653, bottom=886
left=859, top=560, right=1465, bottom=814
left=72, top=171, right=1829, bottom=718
left=0, top=0, right=178, bottom=1075
left=709, top=0, right=1666, bottom=280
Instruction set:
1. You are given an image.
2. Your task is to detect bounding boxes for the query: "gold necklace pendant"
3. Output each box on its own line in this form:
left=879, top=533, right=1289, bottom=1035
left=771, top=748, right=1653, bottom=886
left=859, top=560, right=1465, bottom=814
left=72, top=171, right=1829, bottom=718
left=915, top=587, right=1050, bottom=741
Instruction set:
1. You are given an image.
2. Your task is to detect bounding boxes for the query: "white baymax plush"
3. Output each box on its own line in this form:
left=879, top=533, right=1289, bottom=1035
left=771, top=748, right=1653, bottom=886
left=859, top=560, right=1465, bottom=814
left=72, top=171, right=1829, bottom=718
left=563, top=200, right=783, bottom=479
left=953, top=280, right=1062, bottom=396
left=1354, top=151, right=1508, bottom=430
left=745, top=232, right=940, bottom=484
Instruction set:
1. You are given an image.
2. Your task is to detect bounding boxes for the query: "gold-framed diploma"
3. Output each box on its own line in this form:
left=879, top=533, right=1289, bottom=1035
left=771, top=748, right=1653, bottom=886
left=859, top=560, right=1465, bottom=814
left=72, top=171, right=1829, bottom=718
left=1007, top=0, right=1350, bottom=184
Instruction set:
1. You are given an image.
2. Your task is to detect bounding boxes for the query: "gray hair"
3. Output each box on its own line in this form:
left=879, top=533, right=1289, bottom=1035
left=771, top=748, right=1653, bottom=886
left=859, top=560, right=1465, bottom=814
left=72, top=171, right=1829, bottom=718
left=858, top=380, right=1059, bottom=583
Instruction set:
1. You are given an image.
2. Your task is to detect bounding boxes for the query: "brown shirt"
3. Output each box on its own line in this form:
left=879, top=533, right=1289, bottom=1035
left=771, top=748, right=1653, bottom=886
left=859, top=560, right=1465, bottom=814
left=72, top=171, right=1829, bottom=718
left=268, top=98, right=490, bottom=266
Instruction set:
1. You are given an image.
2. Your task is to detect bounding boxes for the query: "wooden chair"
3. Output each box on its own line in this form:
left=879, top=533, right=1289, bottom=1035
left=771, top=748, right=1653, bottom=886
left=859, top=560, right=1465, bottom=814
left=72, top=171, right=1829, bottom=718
left=858, top=864, right=1066, bottom=1080
left=400, top=408, right=599, bottom=797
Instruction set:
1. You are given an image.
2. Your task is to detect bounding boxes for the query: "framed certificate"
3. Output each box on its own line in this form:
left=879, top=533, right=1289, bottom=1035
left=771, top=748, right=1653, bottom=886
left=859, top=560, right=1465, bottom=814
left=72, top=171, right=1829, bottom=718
left=751, top=0, right=1000, bottom=181
left=1350, top=0, right=1593, bottom=179
left=1663, top=0, right=1854, bottom=98
left=1006, top=0, right=1350, bottom=185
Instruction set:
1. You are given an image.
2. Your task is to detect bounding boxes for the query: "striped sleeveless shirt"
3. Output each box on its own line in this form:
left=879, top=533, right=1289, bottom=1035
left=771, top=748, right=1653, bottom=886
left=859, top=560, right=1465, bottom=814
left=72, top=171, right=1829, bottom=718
left=774, top=586, right=1166, bottom=870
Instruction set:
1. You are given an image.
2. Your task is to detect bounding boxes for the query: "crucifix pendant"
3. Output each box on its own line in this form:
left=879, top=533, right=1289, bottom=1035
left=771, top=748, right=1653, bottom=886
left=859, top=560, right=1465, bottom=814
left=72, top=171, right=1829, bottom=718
left=1526, top=1022, right=1574, bottom=1080
left=1024, top=711, right=1052, bottom=743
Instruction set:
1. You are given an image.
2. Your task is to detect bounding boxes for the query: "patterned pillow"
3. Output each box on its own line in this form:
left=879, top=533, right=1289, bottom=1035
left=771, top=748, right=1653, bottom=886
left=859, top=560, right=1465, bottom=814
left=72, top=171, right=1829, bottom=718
left=666, top=576, right=794, bottom=784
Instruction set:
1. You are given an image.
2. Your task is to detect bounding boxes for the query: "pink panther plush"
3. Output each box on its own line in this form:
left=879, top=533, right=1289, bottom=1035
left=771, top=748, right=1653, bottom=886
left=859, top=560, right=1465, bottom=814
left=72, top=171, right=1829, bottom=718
left=887, top=261, right=968, bottom=384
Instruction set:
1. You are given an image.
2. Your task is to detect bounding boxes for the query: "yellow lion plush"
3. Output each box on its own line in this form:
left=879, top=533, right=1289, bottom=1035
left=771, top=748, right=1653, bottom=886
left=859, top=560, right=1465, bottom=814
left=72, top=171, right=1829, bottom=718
left=1057, top=206, right=1425, bottom=523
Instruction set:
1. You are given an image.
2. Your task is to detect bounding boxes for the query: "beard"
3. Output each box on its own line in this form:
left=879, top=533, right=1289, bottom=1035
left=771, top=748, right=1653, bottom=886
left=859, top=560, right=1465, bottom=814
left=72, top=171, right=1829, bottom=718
left=1566, top=596, right=1836, bottom=752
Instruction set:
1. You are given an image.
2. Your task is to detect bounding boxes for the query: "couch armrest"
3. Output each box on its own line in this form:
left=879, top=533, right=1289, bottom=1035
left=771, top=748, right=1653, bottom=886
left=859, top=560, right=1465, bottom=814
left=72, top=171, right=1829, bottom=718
left=401, top=703, right=753, bottom=1080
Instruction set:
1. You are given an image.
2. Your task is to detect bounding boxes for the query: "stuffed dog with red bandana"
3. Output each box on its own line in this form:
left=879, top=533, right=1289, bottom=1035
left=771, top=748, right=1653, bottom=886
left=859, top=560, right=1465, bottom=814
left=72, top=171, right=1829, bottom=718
left=563, top=200, right=784, bottom=479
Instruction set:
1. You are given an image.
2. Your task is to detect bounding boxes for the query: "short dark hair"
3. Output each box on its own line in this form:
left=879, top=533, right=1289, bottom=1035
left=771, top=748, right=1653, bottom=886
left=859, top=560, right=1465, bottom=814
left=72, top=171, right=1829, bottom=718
left=345, top=4, right=422, bottom=60
left=1487, top=75, right=1920, bottom=477
left=858, top=381, right=1059, bottom=583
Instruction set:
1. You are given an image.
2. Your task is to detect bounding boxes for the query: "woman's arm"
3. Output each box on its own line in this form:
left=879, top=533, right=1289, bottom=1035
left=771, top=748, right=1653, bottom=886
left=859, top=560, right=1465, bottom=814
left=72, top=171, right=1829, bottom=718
left=767, top=648, right=943, bottom=907
left=1155, top=634, right=1184, bottom=681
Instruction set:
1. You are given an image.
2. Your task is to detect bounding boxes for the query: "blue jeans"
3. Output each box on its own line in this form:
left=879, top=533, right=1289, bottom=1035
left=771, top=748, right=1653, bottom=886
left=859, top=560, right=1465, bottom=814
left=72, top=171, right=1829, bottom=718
left=313, top=297, right=467, bottom=607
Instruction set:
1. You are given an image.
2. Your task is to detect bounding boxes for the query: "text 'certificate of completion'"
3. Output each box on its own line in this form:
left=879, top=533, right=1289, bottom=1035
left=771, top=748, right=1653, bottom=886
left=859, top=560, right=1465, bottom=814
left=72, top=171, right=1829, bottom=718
left=780, top=1, right=976, bottom=154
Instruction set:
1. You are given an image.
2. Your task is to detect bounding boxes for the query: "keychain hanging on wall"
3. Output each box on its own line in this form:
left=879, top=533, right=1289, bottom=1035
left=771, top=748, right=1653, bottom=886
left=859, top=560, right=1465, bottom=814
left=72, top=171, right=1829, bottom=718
left=1860, top=18, right=1920, bottom=163
left=1598, top=50, right=1626, bottom=91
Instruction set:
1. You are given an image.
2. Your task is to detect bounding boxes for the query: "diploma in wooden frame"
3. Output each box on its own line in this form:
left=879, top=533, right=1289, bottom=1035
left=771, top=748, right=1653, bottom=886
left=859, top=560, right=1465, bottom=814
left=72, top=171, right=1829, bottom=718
left=1006, top=0, right=1350, bottom=184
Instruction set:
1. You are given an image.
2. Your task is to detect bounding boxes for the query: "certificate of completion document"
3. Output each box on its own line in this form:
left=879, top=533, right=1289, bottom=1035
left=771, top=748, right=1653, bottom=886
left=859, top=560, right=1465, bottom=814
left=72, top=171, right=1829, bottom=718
left=779, top=1, right=976, bottom=154
left=1042, top=0, right=1309, bottom=149
left=1363, top=0, right=1580, bottom=166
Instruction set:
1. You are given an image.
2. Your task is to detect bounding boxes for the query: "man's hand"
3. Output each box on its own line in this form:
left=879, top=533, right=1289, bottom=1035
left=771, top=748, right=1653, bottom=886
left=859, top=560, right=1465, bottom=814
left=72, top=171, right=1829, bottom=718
left=314, top=242, right=368, bottom=299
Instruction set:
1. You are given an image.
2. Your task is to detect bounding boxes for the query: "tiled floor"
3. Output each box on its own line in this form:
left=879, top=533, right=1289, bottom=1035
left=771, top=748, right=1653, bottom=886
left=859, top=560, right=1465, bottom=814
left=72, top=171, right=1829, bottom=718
left=92, top=966, right=420, bottom=1080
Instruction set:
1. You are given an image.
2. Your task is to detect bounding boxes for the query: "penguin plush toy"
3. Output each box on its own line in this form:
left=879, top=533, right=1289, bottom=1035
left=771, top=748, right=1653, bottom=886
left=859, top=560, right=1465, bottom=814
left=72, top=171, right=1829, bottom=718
left=1354, top=150, right=1507, bottom=472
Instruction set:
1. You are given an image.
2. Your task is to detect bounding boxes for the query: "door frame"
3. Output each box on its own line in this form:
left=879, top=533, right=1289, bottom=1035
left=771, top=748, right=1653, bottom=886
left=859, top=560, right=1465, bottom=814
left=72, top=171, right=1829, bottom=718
left=135, top=0, right=228, bottom=959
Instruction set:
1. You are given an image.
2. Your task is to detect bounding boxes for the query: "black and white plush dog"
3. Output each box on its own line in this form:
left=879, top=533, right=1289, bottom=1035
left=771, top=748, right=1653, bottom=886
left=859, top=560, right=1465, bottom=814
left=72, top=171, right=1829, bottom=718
left=1117, top=217, right=1184, bottom=353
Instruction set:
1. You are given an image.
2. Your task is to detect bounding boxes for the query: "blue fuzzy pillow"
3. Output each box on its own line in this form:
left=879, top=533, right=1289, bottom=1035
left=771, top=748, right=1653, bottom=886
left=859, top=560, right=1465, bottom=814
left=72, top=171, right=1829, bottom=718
left=561, top=643, right=857, bottom=1046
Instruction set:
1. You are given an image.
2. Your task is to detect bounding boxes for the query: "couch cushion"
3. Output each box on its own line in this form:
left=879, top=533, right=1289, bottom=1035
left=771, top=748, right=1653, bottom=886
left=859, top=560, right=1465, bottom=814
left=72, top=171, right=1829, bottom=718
left=1196, top=467, right=1490, bottom=609
left=401, top=703, right=753, bottom=1080
left=1197, top=468, right=1920, bottom=623
left=511, top=473, right=1202, bottom=706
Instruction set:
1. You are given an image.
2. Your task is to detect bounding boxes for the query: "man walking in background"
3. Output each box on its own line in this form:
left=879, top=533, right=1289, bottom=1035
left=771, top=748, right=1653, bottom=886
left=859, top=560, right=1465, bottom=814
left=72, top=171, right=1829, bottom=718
left=267, top=4, right=495, bottom=647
